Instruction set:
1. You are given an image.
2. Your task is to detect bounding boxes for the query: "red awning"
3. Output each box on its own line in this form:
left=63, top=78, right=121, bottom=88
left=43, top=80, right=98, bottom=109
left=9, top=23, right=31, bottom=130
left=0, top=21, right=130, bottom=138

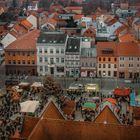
left=113, top=88, right=131, bottom=96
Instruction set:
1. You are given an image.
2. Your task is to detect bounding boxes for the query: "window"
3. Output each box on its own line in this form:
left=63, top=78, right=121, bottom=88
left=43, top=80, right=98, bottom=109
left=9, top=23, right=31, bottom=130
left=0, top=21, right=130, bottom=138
left=18, top=52, right=20, bottom=56
left=22, top=60, right=25, bottom=64
left=99, top=71, right=101, bottom=76
left=45, top=57, right=47, bottom=62
left=85, top=62, right=88, bottom=67
left=32, top=60, right=35, bottom=64
left=108, top=71, right=111, bottom=76
left=103, top=58, right=105, bottom=61
left=114, top=71, right=117, bottom=77
left=61, top=49, right=64, bottom=54
left=129, top=57, right=133, bottom=61
left=99, top=64, right=101, bottom=68
left=39, top=57, right=42, bottom=62
left=120, top=57, right=124, bottom=60
left=13, top=52, right=15, bottom=56
left=32, top=52, right=34, bottom=55
left=18, top=60, right=20, bottom=64
left=76, top=62, right=79, bottom=65
left=50, top=49, right=53, bottom=54
left=108, top=58, right=111, bottom=61
left=50, top=58, right=54, bottom=64
left=44, top=49, right=47, bottom=53
left=23, top=52, right=25, bottom=56
left=8, top=60, right=11, bottom=64
left=120, top=64, right=124, bottom=67
left=82, top=62, right=84, bottom=66
left=114, top=58, right=117, bottom=61
left=40, top=66, right=43, bottom=71
left=56, top=49, right=59, bottom=54
left=114, top=64, right=117, bottom=68
left=103, top=64, right=105, bottom=68
left=45, top=66, right=48, bottom=72
left=99, top=57, right=101, bottom=61
left=56, top=58, right=59, bottom=63
left=39, top=49, right=42, bottom=53
left=108, top=64, right=111, bottom=68
left=27, top=60, right=30, bottom=64
left=61, top=58, right=64, bottom=63
left=27, top=52, right=30, bottom=56
left=57, top=67, right=64, bottom=72
left=137, top=64, right=139, bottom=67
left=8, top=52, right=11, bottom=56
left=13, top=60, right=16, bottom=64
left=129, top=64, right=133, bottom=67
left=90, top=63, right=92, bottom=67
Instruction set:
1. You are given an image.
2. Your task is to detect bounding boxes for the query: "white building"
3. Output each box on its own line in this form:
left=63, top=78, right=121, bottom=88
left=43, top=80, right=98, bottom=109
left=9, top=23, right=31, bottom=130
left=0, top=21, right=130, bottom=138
left=1, top=33, right=16, bottom=48
left=96, top=15, right=122, bottom=39
left=37, top=32, right=67, bottom=77
left=27, top=14, right=37, bottom=29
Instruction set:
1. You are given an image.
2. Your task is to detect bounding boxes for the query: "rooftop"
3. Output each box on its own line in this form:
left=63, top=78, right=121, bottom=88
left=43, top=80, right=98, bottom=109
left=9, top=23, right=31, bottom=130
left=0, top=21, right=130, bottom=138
left=5, top=29, right=40, bottom=51
left=37, top=32, right=67, bottom=44
left=66, top=37, right=80, bottom=53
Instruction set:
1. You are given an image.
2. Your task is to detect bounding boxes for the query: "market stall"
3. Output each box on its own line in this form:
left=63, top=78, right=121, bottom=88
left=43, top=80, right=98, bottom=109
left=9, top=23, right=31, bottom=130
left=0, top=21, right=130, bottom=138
left=31, top=82, right=44, bottom=93
left=18, top=82, right=30, bottom=90
left=82, top=102, right=96, bottom=111
left=113, top=87, right=131, bottom=97
left=20, top=100, right=39, bottom=113
left=67, top=83, right=84, bottom=94
left=84, top=84, right=99, bottom=94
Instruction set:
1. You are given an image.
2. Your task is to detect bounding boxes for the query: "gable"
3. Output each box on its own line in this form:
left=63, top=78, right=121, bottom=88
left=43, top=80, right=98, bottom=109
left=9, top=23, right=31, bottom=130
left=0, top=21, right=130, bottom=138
left=94, top=106, right=120, bottom=124
left=42, top=101, right=65, bottom=120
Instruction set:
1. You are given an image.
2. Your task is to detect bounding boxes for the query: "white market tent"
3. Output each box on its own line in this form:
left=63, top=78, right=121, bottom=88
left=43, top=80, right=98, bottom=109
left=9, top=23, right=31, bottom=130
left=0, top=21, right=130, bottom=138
left=31, top=82, right=43, bottom=88
left=20, top=100, right=39, bottom=113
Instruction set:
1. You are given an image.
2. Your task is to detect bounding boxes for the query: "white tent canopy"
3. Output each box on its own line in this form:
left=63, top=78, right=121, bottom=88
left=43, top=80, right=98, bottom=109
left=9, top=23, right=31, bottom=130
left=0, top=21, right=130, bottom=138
left=31, top=82, right=43, bottom=88
left=20, top=100, right=39, bottom=113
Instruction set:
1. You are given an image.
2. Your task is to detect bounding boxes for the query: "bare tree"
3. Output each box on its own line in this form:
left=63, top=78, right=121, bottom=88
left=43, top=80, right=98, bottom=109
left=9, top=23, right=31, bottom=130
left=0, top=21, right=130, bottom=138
left=43, top=75, right=63, bottom=96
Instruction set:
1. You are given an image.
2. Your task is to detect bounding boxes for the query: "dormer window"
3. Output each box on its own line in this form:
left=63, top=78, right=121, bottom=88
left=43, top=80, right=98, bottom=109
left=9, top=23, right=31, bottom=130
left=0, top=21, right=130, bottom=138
left=74, top=46, right=77, bottom=49
left=69, top=46, right=72, bottom=49
left=42, top=39, right=46, bottom=42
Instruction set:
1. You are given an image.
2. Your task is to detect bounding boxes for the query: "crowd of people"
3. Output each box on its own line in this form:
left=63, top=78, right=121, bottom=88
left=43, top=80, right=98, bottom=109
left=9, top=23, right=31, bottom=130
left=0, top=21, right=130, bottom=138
left=55, top=90, right=133, bottom=125
left=0, top=84, right=49, bottom=139
left=0, top=93, right=23, bottom=140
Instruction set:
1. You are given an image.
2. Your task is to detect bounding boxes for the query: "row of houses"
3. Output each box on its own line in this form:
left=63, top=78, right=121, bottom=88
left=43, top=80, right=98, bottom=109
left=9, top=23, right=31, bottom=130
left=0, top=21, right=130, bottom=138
left=4, top=30, right=140, bottom=79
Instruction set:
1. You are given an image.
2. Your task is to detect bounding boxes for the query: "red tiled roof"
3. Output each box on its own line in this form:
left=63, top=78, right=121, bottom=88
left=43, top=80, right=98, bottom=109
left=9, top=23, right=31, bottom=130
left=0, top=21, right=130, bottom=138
left=20, top=19, right=33, bottom=29
left=97, top=42, right=118, bottom=56
left=5, top=29, right=40, bottom=51
left=65, top=6, right=83, bottom=10
left=119, top=33, right=136, bottom=42
left=63, top=100, right=76, bottom=115
left=113, top=88, right=131, bottom=96
left=114, top=25, right=128, bottom=36
left=20, top=116, right=39, bottom=138
left=117, top=42, right=140, bottom=56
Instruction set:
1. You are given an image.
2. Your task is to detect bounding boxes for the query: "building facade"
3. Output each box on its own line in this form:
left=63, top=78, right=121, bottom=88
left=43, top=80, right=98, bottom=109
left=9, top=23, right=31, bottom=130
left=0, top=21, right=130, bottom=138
left=65, top=37, right=81, bottom=77
left=118, top=42, right=140, bottom=79
left=37, top=32, right=67, bottom=77
left=5, top=29, right=39, bottom=75
left=97, top=42, right=118, bottom=78
left=80, top=47, right=97, bottom=77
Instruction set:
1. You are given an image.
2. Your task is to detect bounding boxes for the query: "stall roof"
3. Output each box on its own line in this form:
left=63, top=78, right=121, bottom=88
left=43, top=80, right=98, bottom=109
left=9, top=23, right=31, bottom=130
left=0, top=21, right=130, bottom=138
left=113, top=88, right=131, bottom=96
left=20, top=100, right=39, bottom=113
